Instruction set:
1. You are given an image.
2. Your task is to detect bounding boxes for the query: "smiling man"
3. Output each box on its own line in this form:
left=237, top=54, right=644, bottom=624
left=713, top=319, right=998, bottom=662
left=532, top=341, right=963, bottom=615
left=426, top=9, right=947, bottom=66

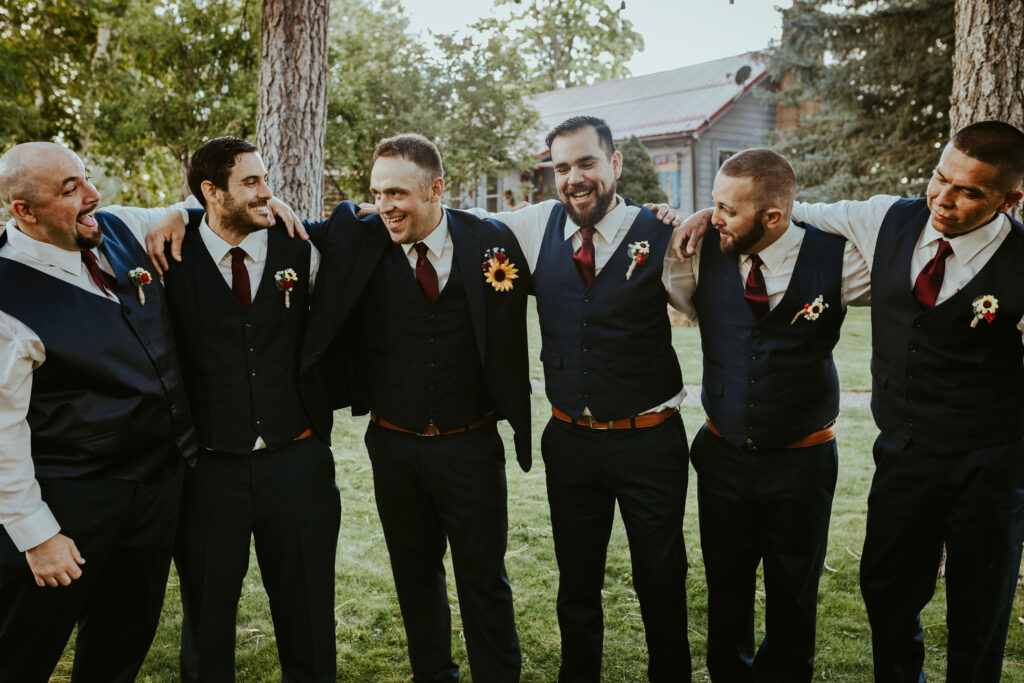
left=157, top=136, right=341, bottom=683
left=0, top=142, right=196, bottom=681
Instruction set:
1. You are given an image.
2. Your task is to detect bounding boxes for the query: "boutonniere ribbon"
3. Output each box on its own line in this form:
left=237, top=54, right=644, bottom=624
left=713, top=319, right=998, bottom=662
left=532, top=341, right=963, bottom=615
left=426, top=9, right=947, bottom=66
left=274, top=268, right=298, bottom=308
left=129, top=267, right=152, bottom=305
left=970, top=294, right=998, bottom=327
left=481, top=246, right=518, bottom=292
left=626, top=241, right=650, bottom=280
left=790, top=295, right=829, bottom=325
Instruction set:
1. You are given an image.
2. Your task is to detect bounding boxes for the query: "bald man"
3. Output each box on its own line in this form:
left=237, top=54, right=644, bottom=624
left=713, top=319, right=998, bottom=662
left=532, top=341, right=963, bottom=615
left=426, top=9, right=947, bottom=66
left=0, top=142, right=196, bottom=682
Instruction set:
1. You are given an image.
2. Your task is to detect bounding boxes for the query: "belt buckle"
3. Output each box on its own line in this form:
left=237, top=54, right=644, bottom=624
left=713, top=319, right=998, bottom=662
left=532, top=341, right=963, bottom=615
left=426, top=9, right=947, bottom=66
left=421, top=421, right=439, bottom=437
left=744, top=437, right=758, bottom=451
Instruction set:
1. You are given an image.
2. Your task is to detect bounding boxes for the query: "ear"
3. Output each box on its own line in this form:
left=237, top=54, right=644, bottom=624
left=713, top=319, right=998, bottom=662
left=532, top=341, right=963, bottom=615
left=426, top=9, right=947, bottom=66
left=611, top=150, right=623, bottom=180
left=1003, top=189, right=1023, bottom=213
left=763, top=206, right=786, bottom=230
left=200, top=180, right=220, bottom=207
left=9, top=199, right=35, bottom=223
left=430, top=177, right=445, bottom=203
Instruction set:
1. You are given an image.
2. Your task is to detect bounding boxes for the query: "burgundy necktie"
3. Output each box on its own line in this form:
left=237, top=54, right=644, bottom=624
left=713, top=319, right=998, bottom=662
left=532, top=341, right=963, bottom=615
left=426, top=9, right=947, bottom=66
left=230, top=247, right=251, bottom=309
left=414, top=242, right=439, bottom=303
left=912, top=239, right=953, bottom=309
left=81, top=249, right=116, bottom=296
left=744, top=253, right=770, bottom=319
left=572, top=226, right=596, bottom=286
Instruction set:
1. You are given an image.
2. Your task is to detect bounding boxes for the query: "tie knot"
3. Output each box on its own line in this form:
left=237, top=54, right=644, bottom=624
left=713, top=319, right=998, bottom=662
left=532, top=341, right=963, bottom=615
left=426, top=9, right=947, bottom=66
left=230, top=246, right=246, bottom=264
left=935, top=239, right=953, bottom=260
left=414, top=242, right=429, bottom=261
left=579, top=226, right=596, bottom=242
left=81, top=249, right=98, bottom=267
left=748, top=253, right=764, bottom=269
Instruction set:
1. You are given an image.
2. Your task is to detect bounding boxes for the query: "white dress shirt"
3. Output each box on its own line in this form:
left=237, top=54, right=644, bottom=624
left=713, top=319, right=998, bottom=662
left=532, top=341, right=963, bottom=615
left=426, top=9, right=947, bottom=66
left=791, top=195, right=1024, bottom=344
left=0, top=204, right=182, bottom=552
left=400, top=210, right=452, bottom=292
left=473, top=198, right=687, bottom=412
left=663, top=221, right=872, bottom=322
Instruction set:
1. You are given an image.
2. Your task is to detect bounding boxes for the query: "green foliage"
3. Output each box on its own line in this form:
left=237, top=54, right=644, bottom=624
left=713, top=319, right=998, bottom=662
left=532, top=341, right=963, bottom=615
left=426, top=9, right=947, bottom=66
left=769, top=0, right=954, bottom=201
left=471, top=0, right=645, bottom=93
left=617, top=135, right=666, bottom=204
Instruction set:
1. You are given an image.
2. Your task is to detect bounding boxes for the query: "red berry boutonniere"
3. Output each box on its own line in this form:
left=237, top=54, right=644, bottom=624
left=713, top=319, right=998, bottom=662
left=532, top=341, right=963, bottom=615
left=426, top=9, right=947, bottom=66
left=274, top=268, right=298, bottom=308
left=790, top=295, right=829, bottom=325
left=970, top=294, right=998, bottom=328
left=626, top=241, right=650, bottom=280
left=128, top=267, right=152, bottom=305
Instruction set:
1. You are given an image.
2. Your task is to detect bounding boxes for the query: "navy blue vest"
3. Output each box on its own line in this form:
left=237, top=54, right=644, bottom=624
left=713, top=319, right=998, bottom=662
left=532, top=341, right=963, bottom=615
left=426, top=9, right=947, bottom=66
left=0, top=213, right=195, bottom=480
left=871, top=198, right=1024, bottom=451
left=694, top=226, right=846, bottom=449
left=162, top=224, right=312, bottom=453
left=534, top=203, right=683, bottom=420
left=353, top=243, right=496, bottom=431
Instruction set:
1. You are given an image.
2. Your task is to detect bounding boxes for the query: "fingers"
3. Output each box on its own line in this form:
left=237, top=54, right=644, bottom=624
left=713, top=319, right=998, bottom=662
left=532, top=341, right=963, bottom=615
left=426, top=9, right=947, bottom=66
left=356, top=202, right=376, bottom=218
left=145, top=233, right=168, bottom=276
left=671, top=228, right=687, bottom=261
left=170, top=231, right=183, bottom=265
left=70, top=541, right=85, bottom=567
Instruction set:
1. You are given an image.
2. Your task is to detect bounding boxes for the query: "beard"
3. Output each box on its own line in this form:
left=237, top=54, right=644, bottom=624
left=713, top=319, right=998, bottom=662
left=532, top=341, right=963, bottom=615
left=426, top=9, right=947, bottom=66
left=220, top=192, right=272, bottom=235
left=561, top=182, right=615, bottom=229
left=720, top=209, right=768, bottom=256
left=73, top=204, right=103, bottom=249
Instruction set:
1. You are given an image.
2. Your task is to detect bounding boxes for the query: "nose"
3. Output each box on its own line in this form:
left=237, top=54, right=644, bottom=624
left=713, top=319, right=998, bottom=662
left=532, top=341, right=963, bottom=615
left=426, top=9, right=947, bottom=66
left=935, top=184, right=956, bottom=208
left=376, top=195, right=391, bottom=213
left=566, top=166, right=584, bottom=186
left=711, top=207, right=723, bottom=227
left=257, top=179, right=272, bottom=199
left=84, top=178, right=101, bottom=204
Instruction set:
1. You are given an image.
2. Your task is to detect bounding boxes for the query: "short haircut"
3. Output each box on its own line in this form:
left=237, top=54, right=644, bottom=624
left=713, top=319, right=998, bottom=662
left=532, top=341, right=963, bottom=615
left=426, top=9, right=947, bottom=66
left=950, top=121, right=1024, bottom=192
left=187, top=136, right=258, bottom=207
left=719, top=148, right=797, bottom=213
left=372, top=134, right=443, bottom=186
left=545, top=116, right=616, bottom=158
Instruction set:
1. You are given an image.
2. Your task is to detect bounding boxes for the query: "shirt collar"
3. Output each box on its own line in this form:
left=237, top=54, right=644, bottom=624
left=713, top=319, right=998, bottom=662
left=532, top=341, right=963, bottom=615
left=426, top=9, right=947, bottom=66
left=199, top=216, right=268, bottom=264
left=4, top=218, right=86, bottom=276
left=743, top=221, right=801, bottom=273
left=922, top=212, right=1008, bottom=264
left=405, top=209, right=449, bottom=259
left=563, top=195, right=627, bottom=243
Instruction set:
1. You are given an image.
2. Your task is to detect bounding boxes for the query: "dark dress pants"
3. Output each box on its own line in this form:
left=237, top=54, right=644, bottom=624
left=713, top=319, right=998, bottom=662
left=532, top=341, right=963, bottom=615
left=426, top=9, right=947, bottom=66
left=860, top=434, right=1024, bottom=683
left=175, top=436, right=341, bottom=683
left=541, top=413, right=690, bottom=683
left=690, top=426, right=837, bottom=682
left=366, top=421, right=521, bottom=683
left=0, top=460, right=184, bottom=683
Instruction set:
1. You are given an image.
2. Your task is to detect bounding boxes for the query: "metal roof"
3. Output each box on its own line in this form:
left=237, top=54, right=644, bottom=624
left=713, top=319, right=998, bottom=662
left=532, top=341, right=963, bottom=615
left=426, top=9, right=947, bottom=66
left=529, top=52, right=770, bottom=149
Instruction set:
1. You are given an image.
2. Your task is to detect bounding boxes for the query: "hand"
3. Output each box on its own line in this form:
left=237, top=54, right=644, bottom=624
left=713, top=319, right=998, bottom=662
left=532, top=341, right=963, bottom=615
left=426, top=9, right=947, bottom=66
left=672, top=208, right=713, bottom=261
left=268, top=197, right=308, bottom=240
left=25, top=533, right=85, bottom=588
left=145, top=210, right=187, bottom=276
left=643, top=203, right=683, bottom=228
left=355, top=202, right=376, bottom=218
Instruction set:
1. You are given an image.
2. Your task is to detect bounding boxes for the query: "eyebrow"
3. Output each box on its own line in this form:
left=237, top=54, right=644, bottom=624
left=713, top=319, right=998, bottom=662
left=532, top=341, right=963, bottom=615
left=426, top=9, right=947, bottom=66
left=60, top=176, right=82, bottom=187
left=934, top=168, right=988, bottom=196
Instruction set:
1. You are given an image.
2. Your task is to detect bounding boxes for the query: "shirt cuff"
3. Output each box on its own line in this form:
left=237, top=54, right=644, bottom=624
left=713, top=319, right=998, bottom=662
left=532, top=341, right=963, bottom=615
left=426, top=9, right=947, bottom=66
left=4, top=503, right=60, bottom=553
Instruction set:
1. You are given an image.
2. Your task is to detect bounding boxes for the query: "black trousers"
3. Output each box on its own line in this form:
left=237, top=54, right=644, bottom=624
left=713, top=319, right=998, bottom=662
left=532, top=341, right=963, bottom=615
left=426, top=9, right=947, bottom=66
left=690, top=426, right=837, bottom=683
left=860, top=434, right=1024, bottom=683
left=365, top=421, right=521, bottom=683
left=541, top=413, right=690, bottom=682
left=0, top=461, right=184, bottom=683
left=175, top=436, right=341, bottom=683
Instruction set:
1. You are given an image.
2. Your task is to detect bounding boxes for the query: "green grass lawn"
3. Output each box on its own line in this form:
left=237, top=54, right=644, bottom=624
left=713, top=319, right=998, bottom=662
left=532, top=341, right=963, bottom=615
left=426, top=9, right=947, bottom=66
left=59, top=306, right=1024, bottom=681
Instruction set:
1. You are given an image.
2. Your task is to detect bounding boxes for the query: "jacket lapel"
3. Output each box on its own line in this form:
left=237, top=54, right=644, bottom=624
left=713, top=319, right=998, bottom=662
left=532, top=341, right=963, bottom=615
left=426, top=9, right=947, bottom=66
left=448, top=212, right=486, bottom=365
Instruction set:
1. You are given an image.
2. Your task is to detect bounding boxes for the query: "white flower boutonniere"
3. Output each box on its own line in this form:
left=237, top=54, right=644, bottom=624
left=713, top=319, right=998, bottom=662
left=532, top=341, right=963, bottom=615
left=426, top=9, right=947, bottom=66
left=129, top=267, right=152, bottom=305
left=970, top=294, right=998, bottom=328
left=790, top=295, right=830, bottom=325
left=625, top=241, right=650, bottom=280
left=481, top=246, right=519, bottom=292
left=274, top=268, right=298, bottom=308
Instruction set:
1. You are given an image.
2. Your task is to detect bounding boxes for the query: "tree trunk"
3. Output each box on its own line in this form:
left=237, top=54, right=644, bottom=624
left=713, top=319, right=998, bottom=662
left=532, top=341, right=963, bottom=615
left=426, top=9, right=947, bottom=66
left=950, top=0, right=1024, bottom=220
left=257, top=0, right=329, bottom=219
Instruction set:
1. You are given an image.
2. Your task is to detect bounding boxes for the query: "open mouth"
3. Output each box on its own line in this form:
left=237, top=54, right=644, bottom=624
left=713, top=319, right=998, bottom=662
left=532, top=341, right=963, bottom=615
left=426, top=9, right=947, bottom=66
left=250, top=203, right=271, bottom=217
left=77, top=207, right=98, bottom=229
left=567, top=187, right=595, bottom=203
left=382, top=214, right=407, bottom=231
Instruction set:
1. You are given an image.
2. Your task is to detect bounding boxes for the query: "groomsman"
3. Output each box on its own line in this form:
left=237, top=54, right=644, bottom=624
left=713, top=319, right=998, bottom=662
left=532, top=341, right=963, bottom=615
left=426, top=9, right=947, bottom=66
left=0, top=142, right=196, bottom=681
left=160, top=136, right=340, bottom=683
left=479, top=116, right=691, bottom=681
left=665, top=148, right=869, bottom=681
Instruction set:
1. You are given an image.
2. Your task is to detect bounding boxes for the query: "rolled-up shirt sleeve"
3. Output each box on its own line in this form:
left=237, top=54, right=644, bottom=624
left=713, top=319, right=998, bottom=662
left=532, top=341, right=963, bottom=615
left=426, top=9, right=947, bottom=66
left=0, top=312, right=58, bottom=552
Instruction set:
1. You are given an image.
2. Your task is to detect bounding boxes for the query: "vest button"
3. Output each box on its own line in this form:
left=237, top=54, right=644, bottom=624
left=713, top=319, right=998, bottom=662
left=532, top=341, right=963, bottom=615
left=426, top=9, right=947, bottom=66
left=749, top=352, right=758, bottom=360
left=582, top=320, right=589, bottom=327
left=582, top=347, right=589, bottom=353
left=583, top=297, right=591, bottom=303
left=428, top=361, right=436, bottom=368
left=427, top=337, right=436, bottom=343
left=255, top=418, right=262, bottom=425
left=251, top=370, right=256, bottom=377
left=909, top=344, right=917, bottom=352
left=582, top=369, right=590, bottom=375
left=428, top=384, right=435, bottom=390
left=748, top=377, right=756, bottom=384
left=747, top=401, right=755, bottom=408
left=249, top=346, right=255, bottom=352
left=245, top=322, right=253, bottom=328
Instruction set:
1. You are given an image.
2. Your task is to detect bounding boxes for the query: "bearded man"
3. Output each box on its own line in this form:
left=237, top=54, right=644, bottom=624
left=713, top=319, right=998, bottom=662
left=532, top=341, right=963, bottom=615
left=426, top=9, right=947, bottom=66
left=664, top=149, right=869, bottom=681
left=161, top=136, right=340, bottom=683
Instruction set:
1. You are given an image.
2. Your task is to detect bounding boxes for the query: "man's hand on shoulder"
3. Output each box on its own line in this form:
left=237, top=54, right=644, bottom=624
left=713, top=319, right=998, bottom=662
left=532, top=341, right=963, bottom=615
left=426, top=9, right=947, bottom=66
left=25, top=533, right=85, bottom=588
left=671, top=208, right=713, bottom=261
left=268, top=197, right=308, bottom=240
left=145, top=210, right=187, bottom=276
left=643, top=203, right=683, bottom=228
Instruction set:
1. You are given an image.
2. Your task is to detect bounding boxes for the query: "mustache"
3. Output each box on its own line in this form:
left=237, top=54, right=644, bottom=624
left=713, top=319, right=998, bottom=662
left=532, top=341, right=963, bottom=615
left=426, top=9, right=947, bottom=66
left=78, top=201, right=100, bottom=217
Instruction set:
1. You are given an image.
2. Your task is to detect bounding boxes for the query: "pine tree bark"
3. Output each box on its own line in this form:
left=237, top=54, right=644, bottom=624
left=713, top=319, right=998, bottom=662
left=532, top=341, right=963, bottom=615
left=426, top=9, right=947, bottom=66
left=257, top=0, right=330, bottom=219
left=950, top=0, right=1024, bottom=219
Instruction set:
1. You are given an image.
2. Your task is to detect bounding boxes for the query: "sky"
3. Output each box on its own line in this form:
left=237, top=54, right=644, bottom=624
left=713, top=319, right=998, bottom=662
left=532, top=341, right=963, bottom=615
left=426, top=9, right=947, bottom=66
left=396, top=0, right=791, bottom=78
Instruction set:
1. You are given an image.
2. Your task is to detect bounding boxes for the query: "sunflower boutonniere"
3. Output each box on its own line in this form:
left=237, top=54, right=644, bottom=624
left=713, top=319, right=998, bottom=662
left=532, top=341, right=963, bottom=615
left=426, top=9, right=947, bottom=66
left=970, top=294, right=998, bottom=328
left=790, top=295, right=830, bottom=325
left=625, top=241, right=650, bottom=280
left=481, top=246, right=519, bottom=292
left=274, top=268, right=298, bottom=308
left=128, top=267, right=152, bottom=305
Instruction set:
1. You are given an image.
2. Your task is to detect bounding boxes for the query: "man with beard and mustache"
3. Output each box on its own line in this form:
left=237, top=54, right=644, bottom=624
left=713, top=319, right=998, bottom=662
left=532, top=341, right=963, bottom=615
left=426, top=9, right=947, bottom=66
left=664, top=149, right=869, bottom=681
left=159, top=136, right=340, bottom=683
left=471, top=116, right=692, bottom=681
left=0, top=142, right=197, bottom=681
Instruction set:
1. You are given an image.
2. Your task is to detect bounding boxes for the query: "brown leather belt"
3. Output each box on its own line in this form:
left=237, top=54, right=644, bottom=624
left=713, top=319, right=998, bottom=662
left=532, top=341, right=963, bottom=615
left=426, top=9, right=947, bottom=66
left=552, top=406, right=678, bottom=430
left=370, top=413, right=496, bottom=437
left=294, top=428, right=313, bottom=441
left=705, top=419, right=837, bottom=450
